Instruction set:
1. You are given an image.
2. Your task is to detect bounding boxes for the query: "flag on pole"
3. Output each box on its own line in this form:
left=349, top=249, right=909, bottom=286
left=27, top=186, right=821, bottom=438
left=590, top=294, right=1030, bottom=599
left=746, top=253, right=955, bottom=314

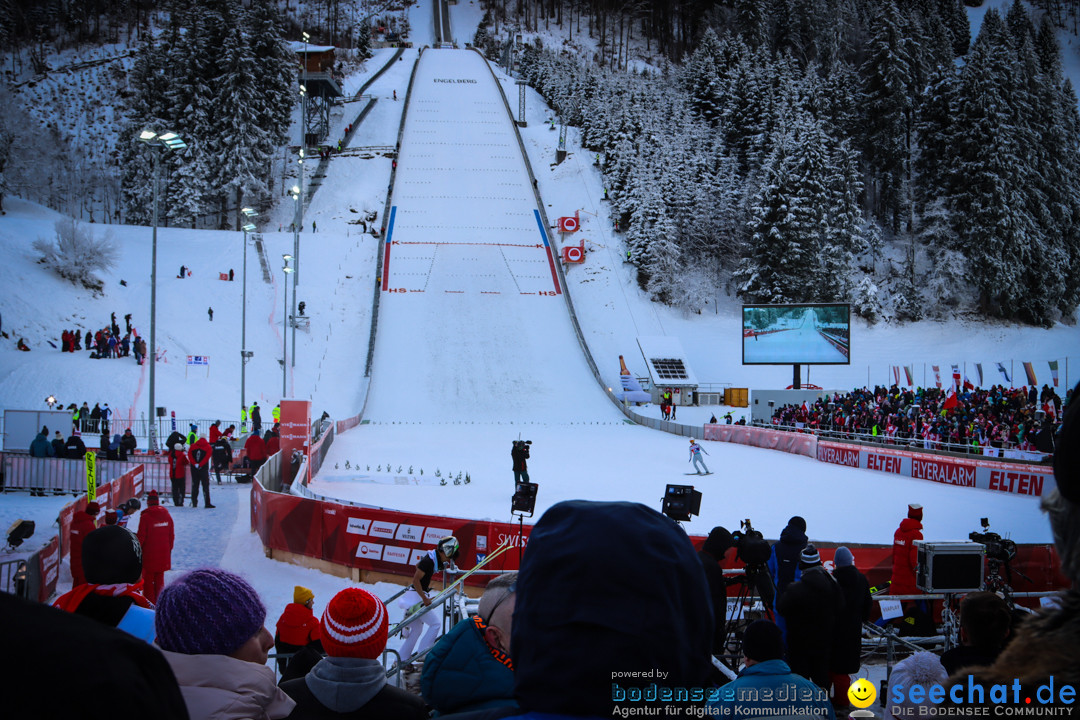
left=1049, top=360, right=1060, bottom=387
left=975, top=363, right=983, bottom=387
left=963, top=376, right=974, bottom=391
left=996, top=362, right=1011, bottom=383
left=904, top=366, right=914, bottom=387
left=932, top=365, right=942, bottom=388
left=892, top=366, right=900, bottom=386
left=951, top=364, right=961, bottom=390
left=1023, top=361, right=1037, bottom=386
left=943, top=390, right=959, bottom=411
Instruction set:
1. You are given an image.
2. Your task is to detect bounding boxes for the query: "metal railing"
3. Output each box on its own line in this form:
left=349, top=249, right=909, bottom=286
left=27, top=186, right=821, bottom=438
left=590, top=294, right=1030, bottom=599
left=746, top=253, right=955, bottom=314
left=1, top=454, right=168, bottom=494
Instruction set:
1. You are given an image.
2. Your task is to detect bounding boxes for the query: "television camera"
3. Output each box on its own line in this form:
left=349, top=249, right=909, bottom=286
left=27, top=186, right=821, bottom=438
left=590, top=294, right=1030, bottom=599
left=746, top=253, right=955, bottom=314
left=968, top=517, right=1028, bottom=595
left=729, top=518, right=775, bottom=610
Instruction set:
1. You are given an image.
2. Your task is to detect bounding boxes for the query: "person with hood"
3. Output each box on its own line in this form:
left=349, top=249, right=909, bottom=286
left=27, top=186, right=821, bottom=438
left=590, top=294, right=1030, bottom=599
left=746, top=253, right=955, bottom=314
left=280, top=587, right=426, bottom=720
left=767, top=515, right=808, bottom=598
left=708, top=620, right=835, bottom=719
left=110, top=433, right=125, bottom=461
left=51, top=430, right=66, bottom=458
left=398, top=535, right=461, bottom=664
left=64, top=431, right=87, bottom=459
left=777, top=544, right=844, bottom=690
left=829, top=546, right=872, bottom=712
left=890, top=503, right=924, bottom=596
left=155, top=568, right=295, bottom=720
left=274, top=586, right=324, bottom=678
left=940, top=379, right=1080, bottom=708
left=187, top=435, right=214, bottom=508
left=244, top=431, right=268, bottom=477
left=136, top=490, right=173, bottom=603
left=29, top=427, right=54, bottom=457
left=506, top=500, right=714, bottom=717
left=698, top=526, right=734, bottom=654
left=53, top=524, right=155, bottom=643
left=68, top=501, right=100, bottom=587
left=209, top=420, right=222, bottom=443
left=167, top=442, right=189, bottom=507
left=421, top=571, right=518, bottom=714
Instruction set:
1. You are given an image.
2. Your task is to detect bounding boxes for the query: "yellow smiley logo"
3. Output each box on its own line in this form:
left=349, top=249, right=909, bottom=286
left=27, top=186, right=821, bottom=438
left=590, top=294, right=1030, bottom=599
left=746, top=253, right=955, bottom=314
left=848, top=678, right=877, bottom=709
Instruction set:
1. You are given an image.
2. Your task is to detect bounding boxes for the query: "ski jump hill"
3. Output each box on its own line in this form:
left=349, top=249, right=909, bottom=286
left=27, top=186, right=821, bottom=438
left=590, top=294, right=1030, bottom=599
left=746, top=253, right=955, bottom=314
left=299, top=46, right=1053, bottom=565
left=364, top=48, right=619, bottom=425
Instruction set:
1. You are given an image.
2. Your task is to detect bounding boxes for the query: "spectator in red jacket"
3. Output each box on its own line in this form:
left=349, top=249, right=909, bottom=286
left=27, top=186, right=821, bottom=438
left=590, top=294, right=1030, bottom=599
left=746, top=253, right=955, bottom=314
left=68, top=501, right=100, bottom=586
left=274, top=585, right=323, bottom=677
left=136, top=490, right=174, bottom=604
left=890, top=503, right=923, bottom=596
left=209, top=420, right=222, bottom=444
left=244, top=432, right=267, bottom=476
left=264, top=427, right=280, bottom=457
left=167, top=442, right=189, bottom=507
left=188, top=436, right=214, bottom=509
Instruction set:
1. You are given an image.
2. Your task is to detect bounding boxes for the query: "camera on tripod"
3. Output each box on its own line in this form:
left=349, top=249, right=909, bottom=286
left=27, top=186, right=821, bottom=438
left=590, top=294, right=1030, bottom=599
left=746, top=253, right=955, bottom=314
left=731, top=519, right=771, bottom=566
left=968, top=517, right=1017, bottom=564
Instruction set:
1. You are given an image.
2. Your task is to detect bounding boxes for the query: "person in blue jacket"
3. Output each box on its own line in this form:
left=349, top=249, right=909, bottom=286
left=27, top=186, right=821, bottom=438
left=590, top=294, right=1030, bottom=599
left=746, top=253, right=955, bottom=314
left=708, top=620, right=835, bottom=719
left=29, top=427, right=54, bottom=457
left=421, top=572, right=518, bottom=715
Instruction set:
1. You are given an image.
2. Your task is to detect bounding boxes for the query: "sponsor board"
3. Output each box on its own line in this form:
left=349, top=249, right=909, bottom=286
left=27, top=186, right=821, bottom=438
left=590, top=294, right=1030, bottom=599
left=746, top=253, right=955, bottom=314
left=382, top=545, right=412, bottom=564
left=395, top=524, right=425, bottom=542
left=355, top=542, right=384, bottom=560
left=423, top=527, right=453, bottom=544
left=369, top=520, right=398, bottom=539
left=346, top=517, right=371, bottom=534
left=817, top=442, right=1051, bottom=496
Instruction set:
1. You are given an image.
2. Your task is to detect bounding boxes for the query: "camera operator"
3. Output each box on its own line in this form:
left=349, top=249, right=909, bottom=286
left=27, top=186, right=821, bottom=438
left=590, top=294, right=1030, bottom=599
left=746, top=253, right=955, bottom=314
left=511, top=439, right=531, bottom=484
left=697, top=526, right=734, bottom=653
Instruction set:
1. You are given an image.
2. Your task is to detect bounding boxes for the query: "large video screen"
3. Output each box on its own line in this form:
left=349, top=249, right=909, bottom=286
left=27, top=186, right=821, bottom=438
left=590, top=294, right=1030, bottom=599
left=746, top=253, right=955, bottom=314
left=742, top=304, right=851, bottom=365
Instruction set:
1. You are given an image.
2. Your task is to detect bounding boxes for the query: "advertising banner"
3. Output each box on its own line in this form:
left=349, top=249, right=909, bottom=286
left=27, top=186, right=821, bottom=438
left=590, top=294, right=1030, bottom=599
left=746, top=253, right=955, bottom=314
left=816, top=441, right=1053, bottom=497
left=279, top=399, right=312, bottom=486
left=703, top=424, right=817, bottom=458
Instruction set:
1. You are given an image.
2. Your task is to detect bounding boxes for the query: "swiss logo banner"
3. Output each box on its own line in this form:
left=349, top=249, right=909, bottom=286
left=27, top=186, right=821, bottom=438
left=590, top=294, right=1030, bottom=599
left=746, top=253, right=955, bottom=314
left=557, top=216, right=579, bottom=233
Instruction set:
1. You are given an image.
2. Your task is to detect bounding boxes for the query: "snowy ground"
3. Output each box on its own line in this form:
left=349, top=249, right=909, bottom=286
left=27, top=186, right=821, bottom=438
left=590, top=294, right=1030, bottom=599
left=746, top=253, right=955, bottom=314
left=0, top=0, right=1074, bottom=680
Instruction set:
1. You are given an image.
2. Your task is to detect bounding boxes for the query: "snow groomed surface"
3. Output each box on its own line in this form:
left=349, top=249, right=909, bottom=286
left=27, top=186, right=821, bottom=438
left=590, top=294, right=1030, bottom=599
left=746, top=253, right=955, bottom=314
left=365, top=49, right=619, bottom=424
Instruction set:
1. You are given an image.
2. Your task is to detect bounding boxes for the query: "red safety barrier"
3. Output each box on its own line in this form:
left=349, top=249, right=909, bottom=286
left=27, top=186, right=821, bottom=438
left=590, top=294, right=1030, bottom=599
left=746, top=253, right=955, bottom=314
left=703, top=424, right=817, bottom=458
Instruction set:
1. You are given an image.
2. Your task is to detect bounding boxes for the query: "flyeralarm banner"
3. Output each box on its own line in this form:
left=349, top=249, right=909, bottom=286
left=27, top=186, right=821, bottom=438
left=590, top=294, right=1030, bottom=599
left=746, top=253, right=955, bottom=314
left=816, top=441, right=1054, bottom=497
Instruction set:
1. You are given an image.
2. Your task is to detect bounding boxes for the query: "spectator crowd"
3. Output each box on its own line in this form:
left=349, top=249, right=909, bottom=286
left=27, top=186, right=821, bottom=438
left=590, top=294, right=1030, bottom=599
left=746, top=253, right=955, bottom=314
left=769, top=383, right=1070, bottom=454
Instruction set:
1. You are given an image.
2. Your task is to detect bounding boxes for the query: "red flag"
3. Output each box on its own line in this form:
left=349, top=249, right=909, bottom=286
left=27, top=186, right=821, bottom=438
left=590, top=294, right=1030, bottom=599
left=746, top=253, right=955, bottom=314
left=963, top=377, right=974, bottom=391
left=943, top=391, right=959, bottom=411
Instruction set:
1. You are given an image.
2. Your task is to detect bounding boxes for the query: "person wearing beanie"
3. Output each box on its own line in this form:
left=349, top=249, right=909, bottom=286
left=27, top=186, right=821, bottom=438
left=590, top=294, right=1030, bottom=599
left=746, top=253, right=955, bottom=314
left=421, top=572, right=519, bottom=714
left=53, top=525, right=156, bottom=643
left=890, top=503, right=924, bottom=597
left=104, top=509, right=118, bottom=525
left=397, top=535, right=461, bottom=665
left=509, top=501, right=714, bottom=716
left=136, top=489, right=173, bottom=603
left=698, top=526, right=734, bottom=654
left=68, top=500, right=100, bottom=587
left=274, top=586, right=324, bottom=678
left=708, top=620, right=835, bottom=719
left=186, top=423, right=198, bottom=447
left=887, top=652, right=949, bottom=718
left=188, top=435, right=214, bottom=508
left=829, top=547, right=872, bottom=712
left=280, top=588, right=426, bottom=720
left=51, top=430, right=66, bottom=458
left=767, top=516, right=808, bottom=601
left=167, top=442, right=189, bottom=507
left=778, top=542, right=843, bottom=690
left=155, top=568, right=295, bottom=720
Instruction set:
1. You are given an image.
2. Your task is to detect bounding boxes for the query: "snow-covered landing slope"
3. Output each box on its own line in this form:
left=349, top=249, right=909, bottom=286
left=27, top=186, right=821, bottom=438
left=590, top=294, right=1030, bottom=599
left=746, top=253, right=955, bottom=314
left=364, top=49, right=620, bottom=424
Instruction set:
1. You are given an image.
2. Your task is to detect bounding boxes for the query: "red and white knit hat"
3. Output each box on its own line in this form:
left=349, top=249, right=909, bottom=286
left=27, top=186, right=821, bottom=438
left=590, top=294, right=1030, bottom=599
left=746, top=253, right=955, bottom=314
left=320, top=588, right=388, bottom=659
